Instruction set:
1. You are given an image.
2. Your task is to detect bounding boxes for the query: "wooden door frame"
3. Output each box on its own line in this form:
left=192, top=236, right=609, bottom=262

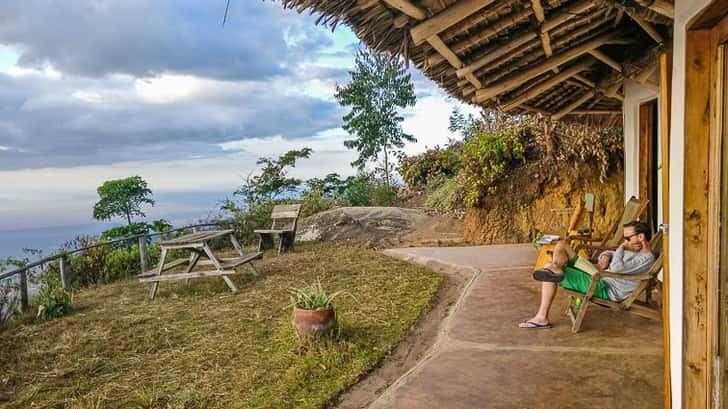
left=639, top=99, right=659, bottom=232
left=659, top=51, right=672, bottom=409
left=684, top=6, right=728, bottom=409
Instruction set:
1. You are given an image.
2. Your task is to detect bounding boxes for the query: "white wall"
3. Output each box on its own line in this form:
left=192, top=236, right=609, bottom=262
left=670, top=1, right=714, bottom=407
left=622, top=80, right=659, bottom=202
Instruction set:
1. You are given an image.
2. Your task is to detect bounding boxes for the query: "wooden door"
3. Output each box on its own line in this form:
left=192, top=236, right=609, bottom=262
left=639, top=100, right=659, bottom=232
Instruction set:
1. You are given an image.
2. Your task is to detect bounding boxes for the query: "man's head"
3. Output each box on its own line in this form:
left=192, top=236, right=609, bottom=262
left=622, top=220, right=651, bottom=251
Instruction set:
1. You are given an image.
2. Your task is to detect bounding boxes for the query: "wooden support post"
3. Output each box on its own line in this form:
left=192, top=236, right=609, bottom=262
left=19, top=269, right=28, bottom=312
left=139, top=235, right=148, bottom=274
left=59, top=256, right=70, bottom=290
left=410, top=0, right=496, bottom=45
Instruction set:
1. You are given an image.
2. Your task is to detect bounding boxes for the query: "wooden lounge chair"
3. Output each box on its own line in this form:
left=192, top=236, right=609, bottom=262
left=254, top=204, right=302, bottom=255
left=575, top=196, right=649, bottom=261
left=563, top=231, right=663, bottom=333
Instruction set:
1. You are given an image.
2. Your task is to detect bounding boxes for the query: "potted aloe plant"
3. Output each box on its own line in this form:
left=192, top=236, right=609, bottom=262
left=290, top=280, right=344, bottom=340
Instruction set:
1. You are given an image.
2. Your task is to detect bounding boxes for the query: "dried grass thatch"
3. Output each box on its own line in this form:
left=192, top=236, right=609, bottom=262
left=280, top=0, right=674, bottom=120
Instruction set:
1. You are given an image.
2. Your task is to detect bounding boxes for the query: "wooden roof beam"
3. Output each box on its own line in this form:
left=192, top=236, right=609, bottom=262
left=382, top=0, right=426, bottom=20
left=614, top=8, right=624, bottom=26
left=501, top=59, right=596, bottom=112
left=624, top=8, right=664, bottom=44
left=519, top=103, right=551, bottom=116
left=410, top=0, right=496, bottom=45
left=427, top=35, right=482, bottom=88
left=588, top=49, right=622, bottom=72
left=634, top=0, right=674, bottom=19
left=552, top=90, right=596, bottom=120
left=573, top=74, right=596, bottom=88
left=568, top=110, right=622, bottom=115
left=474, top=32, right=620, bottom=103
left=456, top=0, right=595, bottom=79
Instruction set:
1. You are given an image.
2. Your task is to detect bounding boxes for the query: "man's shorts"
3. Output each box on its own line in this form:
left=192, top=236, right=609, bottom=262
left=560, top=256, right=610, bottom=300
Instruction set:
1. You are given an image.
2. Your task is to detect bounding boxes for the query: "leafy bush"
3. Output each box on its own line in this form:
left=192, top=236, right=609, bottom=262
left=425, top=177, right=462, bottom=212
left=400, top=144, right=462, bottom=188
left=221, top=200, right=276, bottom=246
left=370, top=183, right=398, bottom=206
left=300, top=188, right=334, bottom=218
left=290, top=279, right=346, bottom=310
left=341, top=175, right=373, bottom=206
left=101, top=219, right=172, bottom=241
left=461, top=127, right=525, bottom=207
left=35, top=274, right=72, bottom=321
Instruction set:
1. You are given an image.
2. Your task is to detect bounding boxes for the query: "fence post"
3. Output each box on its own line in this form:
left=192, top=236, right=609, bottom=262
left=19, top=269, right=28, bottom=312
left=139, top=235, right=148, bottom=274
left=59, top=256, right=70, bottom=290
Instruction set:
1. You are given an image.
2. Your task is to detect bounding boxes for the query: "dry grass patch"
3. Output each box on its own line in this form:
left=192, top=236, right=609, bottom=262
left=0, top=243, right=441, bottom=409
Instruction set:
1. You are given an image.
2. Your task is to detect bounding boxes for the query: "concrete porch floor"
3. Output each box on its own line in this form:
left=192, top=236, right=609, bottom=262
left=374, top=244, right=663, bottom=409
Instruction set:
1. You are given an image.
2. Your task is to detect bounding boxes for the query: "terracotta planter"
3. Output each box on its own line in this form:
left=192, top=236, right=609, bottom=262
left=292, top=306, right=336, bottom=339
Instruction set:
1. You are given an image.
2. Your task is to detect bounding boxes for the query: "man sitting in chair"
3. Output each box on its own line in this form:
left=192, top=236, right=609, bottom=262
left=519, top=220, right=655, bottom=329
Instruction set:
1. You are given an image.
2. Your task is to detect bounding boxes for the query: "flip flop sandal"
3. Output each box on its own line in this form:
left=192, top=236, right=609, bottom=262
left=533, top=268, right=564, bottom=282
left=519, top=321, right=553, bottom=329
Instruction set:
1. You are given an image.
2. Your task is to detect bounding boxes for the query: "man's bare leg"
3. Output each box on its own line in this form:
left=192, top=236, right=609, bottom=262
left=519, top=240, right=577, bottom=327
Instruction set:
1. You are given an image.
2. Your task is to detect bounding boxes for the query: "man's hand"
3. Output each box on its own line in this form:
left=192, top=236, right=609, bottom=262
left=597, top=255, right=610, bottom=270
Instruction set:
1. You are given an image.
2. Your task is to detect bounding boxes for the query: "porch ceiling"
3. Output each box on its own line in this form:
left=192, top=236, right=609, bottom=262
left=281, top=0, right=674, bottom=119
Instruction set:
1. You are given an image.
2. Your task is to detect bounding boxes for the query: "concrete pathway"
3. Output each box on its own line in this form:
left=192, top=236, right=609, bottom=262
left=375, top=244, right=663, bottom=409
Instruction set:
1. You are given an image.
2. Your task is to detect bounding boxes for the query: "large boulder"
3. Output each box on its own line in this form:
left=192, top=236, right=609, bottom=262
left=297, top=207, right=431, bottom=245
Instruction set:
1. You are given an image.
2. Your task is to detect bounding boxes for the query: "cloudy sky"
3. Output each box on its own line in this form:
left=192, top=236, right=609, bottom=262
left=0, top=0, right=479, bottom=234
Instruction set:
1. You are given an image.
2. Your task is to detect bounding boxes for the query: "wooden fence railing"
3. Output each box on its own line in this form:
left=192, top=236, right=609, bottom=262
left=0, top=220, right=230, bottom=312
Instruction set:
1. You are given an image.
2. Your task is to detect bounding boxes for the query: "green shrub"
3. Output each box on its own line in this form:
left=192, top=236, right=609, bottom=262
left=461, top=128, right=525, bottom=207
left=35, top=274, right=72, bottom=321
left=371, top=184, right=398, bottom=206
left=400, top=144, right=462, bottom=189
left=221, top=200, right=276, bottom=246
left=342, top=176, right=373, bottom=206
left=300, top=187, right=334, bottom=218
left=425, top=177, right=462, bottom=212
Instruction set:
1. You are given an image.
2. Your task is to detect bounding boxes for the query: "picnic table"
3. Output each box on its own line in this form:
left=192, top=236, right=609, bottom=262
left=138, top=229, right=262, bottom=299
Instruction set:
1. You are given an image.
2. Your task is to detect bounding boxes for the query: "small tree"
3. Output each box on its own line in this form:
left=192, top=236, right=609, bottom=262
left=92, top=176, right=154, bottom=226
left=234, top=148, right=313, bottom=205
left=335, top=48, right=416, bottom=188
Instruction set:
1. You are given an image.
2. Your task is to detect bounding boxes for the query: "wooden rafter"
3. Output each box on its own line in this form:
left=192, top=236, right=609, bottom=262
left=634, top=0, right=674, bottom=19
left=382, top=0, right=426, bottom=20
left=624, top=8, right=664, bottom=44
left=614, top=8, right=624, bottom=25
left=427, top=35, right=482, bottom=88
left=552, top=90, right=596, bottom=120
left=428, top=8, right=534, bottom=67
left=567, top=110, right=621, bottom=115
left=530, top=0, right=545, bottom=22
left=573, top=74, right=596, bottom=87
left=474, top=32, right=620, bottom=103
left=588, top=49, right=622, bottom=72
left=501, top=59, right=595, bottom=112
left=410, top=0, right=496, bottom=45
left=455, top=0, right=594, bottom=79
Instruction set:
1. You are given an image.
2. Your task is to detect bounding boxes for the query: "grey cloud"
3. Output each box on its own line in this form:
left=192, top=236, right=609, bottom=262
left=0, top=72, right=342, bottom=170
left=0, top=1, right=332, bottom=80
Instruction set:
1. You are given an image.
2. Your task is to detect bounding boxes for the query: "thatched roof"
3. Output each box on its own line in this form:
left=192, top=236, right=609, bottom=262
left=280, top=0, right=673, bottom=120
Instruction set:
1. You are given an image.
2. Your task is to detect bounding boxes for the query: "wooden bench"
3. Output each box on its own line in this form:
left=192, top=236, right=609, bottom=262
left=254, top=204, right=302, bottom=255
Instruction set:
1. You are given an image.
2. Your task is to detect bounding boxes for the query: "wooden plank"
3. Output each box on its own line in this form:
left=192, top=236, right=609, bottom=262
left=254, top=229, right=294, bottom=234
left=59, top=257, right=70, bottom=290
left=149, top=247, right=167, bottom=298
left=139, top=269, right=241, bottom=283
left=567, top=110, right=621, bottom=115
left=501, top=59, right=595, bottom=112
left=410, top=0, right=496, bottom=45
left=683, top=29, right=711, bottom=409
left=382, top=0, right=426, bottom=20
left=552, top=90, right=596, bottom=120
left=474, top=32, right=619, bottom=102
left=658, top=50, right=672, bottom=409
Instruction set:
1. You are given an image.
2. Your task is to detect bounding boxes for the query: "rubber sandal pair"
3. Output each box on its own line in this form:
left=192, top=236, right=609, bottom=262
left=533, top=268, right=564, bottom=282
left=519, top=321, right=553, bottom=329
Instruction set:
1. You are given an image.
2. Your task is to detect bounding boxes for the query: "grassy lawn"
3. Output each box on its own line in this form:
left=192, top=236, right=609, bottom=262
left=0, top=243, right=441, bottom=409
